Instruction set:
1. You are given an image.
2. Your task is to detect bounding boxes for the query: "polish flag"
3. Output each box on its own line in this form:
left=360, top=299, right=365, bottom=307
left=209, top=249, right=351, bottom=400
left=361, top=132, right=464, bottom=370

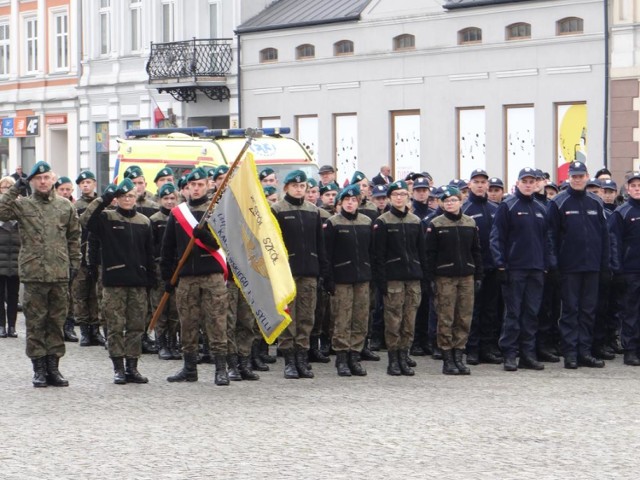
left=154, top=107, right=166, bottom=127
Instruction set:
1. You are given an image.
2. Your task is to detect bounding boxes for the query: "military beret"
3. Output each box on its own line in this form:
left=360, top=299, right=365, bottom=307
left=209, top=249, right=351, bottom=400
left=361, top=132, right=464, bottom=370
left=154, top=167, right=174, bottom=183
left=259, top=168, right=275, bottom=181
left=158, top=183, right=177, bottom=198
left=489, top=177, right=504, bottom=189
left=320, top=183, right=339, bottom=195
left=54, top=176, right=72, bottom=189
left=387, top=180, right=408, bottom=197
left=318, top=165, right=335, bottom=174
left=206, top=167, right=216, bottom=178
left=600, top=179, right=618, bottom=191
left=187, top=167, right=207, bottom=182
left=469, top=168, right=488, bottom=179
left=27, top=161, right=51, bottom=181
left=371, top=184, right=388, bottom=198
left=75, top=170, right=96, bottom=184
left=338, top=184, right=360, bottom=201
left=568, top=161, right=587, bottom=176
left=124, top=165, right=143, bottom=180
left=307, top=178, right=318, bottom=189
left=440, top=186, right=461, bottom=201
left=116, top=178, right=135, bottom=196
left=350, top=171, right=367, bottom=185
left=413, top=177, right=430, bottom=189
left=177, top=175, right=188, bottom=189
left=284, top=170, right=307, bottom=185
left=263, top=186, right=277, bottom=197
left=213, top=165, right=230, bottom=181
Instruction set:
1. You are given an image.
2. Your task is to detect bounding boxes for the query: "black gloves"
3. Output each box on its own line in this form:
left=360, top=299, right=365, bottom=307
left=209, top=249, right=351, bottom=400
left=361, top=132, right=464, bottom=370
left=15, top=177, right=29, bottom=196
left=102, top=184, right=117, bottom=205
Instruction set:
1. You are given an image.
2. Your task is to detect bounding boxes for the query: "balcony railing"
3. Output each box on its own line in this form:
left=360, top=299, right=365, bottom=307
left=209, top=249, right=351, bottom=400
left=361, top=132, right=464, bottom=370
left=146, top=38, right=233, bottom=82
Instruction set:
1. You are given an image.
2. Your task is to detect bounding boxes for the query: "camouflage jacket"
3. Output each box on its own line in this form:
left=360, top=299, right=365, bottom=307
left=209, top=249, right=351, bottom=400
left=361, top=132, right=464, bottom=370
left=0, top=186, right=81, bottom=282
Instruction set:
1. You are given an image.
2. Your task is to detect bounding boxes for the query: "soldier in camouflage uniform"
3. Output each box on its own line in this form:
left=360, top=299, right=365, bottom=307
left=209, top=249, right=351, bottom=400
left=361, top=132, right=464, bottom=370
left=81, top=179, right=155, bottom=385
left=324, top=185, right=372, bottom=376
left=0, top=161, right=81, bottom=387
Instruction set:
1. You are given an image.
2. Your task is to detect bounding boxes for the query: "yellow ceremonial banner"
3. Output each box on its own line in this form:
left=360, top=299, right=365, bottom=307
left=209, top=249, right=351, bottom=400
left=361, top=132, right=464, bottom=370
left=208, top=152, right=295, bottom=344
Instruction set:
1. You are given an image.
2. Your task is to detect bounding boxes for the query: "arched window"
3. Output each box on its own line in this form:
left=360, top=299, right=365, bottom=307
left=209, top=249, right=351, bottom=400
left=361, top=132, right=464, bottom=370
left=393, top=34, right=415, bottom=51
left=334, top=40, right=354, bottom=56
left=259, top=47, right=278, bottom=63
left=295, top=44, right=315, bottom=59
left=557, top=17, right=583, bottom=35
left=458, top=27, right=482, bottom=45
left=506, top=22, right=531, bottom=40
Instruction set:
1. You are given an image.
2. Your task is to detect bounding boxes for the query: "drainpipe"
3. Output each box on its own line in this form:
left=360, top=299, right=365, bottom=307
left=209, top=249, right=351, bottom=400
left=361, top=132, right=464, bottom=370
left=236, top=32, right=242, bottom=128
left=603, top=0, right=609, bottom=168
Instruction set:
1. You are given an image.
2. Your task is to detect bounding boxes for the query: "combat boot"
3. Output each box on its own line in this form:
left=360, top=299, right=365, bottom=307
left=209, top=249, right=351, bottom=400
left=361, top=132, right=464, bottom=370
left=537, top=343, right=560, bottom=363
left=479, top=344, right=503, bottom=364
left=592, top=343, right=615, bottom=360
left=7, top=325, right=16, bottom=338
left=503, top=355, right=518, bottom=371
left=319, top=333, right=332, bottom=357
left=398, top=350, right=415, bottom=376
left=141, top=332, right=157, bottom=354
left=295, top=349, right=315, bottom=378
left=578, top=354, right=605, bottom=368
left=410, top=343, right=426, bottom=356
left=360, top=338, right=380, bottom=361
left=442, top=350, right=460, bottom=375
left=369, top=335, right=383, bottom=352
left=238, top=355, right=259, bottom=380
left=0, top=325, right=5, bottom=337
left=465, top=346, right=479, bottom=365
left=624, top=351, right=640, bottom=366
left=518, top=354, right=544, bottom=370
left=45, top=355, right=69, bottom=387
left=564, top=355, right=578, bottom=369
left=453, top=349, right=470, bottom=375
left=167, top=353, right=198, bottom=382
left=348, top=351, right=367, bottom=376
left=79, top=325, right=92, bottom=346
left=90, top=324, right=106, bottom=346
left=198, top=341, right=212, bottom=364
left=258, top=339, right=277, bottom=364
left=251, top=342, right=270, bottom=371
left=157, top=333, right=173, bottom=360
left=125, top=358, right=149, bottom=383
left=335, top=351, right=352, bottom=377
left=387, top=350, right=401, bottom=376
left=31, top=357, right=48, bottom=387
left=214, top=354, right=230, bottom=386
left=111, top=357, right=127, bottom=384
left=169, top=333, right=182, bottom=360
left=308, top=336, right=330, bottom=363
left=63, top=317, right=78, bottom=342
left=431, top=339, right=443, bottom=360
left=283, top=350, right=299, bottom=379
left=227, top=353, right=242, bottom=381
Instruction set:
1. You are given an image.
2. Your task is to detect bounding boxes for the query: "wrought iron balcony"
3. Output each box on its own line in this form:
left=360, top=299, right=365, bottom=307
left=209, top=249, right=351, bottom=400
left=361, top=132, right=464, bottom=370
left=146, top=38, right=233, bottom=103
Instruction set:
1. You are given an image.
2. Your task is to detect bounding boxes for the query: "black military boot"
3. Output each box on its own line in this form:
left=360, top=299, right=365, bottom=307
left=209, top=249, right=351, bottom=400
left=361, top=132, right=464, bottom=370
left=141, top=333, right=157, bottom=354
left=360, top=338, right=380, bottom=361
left=319, top=333, right=332, bottom=357
left=308, top=336, right=330, bottom=363
left=0, top=325, right=6, bottom=338
left=624, top=351, right=640, bottom=366
left=45, top=355, right=69, bottom=387
left=258, top=339, right=277, bottom=364
left=335, top=351, right=352, bottom=377
left=169, top=333, right=182, bottom=360
left=431, top=339, right=443, bottom=360
left=238, top=355, right=260, bottom=380
left=564, top=354, right=578, bottom=369
left=465, top=346, right=480, bottom=365
left=610, top=335, right=624, bottom=354
left=6, top=320, right=16, bottom=338
left=111, top=357, right=127, bottom=385
left=157, top=333, right=173, bottom=360
left=369, top=335, right=383, bottom=352
left=295, top=349, right=315, bottom=378
left=453, top=349, right=471, bottom=375
left=442, top=350, right=460, bottom=375
left=227, top=353, right=242, bottom=381
left=63, top=317, right=78, bottom=342
left=578, top=354, right=605, bottom=368
left=125, top=358, right=149, bottom=383
left=251, top=342, right=270, bottom=371
left=398, top=350, right=415, bottom=376
left=214, top=354, right=230, bottom=386
left=349, top=351, right=367, bottom=376
left=283, top=350, right=299, bottom=379
left=79, top=325, right=92, bottom=346
left=167, top=353, right=198, bottom=382
left=410, top=342, right=426, bottom=356
left=537, top=342, right=560, bottom=363
left=592, top=343, right=615, bottom=360
left=90, top=324, right=106, bottom=346
left=503, top=355, right=518, bottom=371
left=518, top=354, right=545, bottom=370
left=31, top=357, right=48, bottom=387
left=387, top=350, right=401, bottom=376
left=479, top=344, right=503, bottom=364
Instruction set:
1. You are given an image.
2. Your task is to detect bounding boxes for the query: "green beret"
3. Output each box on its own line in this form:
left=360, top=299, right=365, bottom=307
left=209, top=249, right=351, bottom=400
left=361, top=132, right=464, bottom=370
left=75, top=170, right=96, bottom=184
left=386, top=180, right=408, bottom=197
left=284, top=170, right=307, bottom=185
left=158, top=183, right=177, bottom=198
left=307, top=178, right=318, bottom=189
left=263, top=186, right=277, bottom=197
left=213, top=165, right=230, bottom=181
left=439, top=186, right=461, bottom=201
left=350, top=171, right=367, bottom=185
left=55, top=176, right=72, bottom=189
left=124, top=165, right=143, bottom=180
left=259, top=168, right=275, bottom=181
left=320, top=183, right=339, bottom=195
left=187, top=167, right=207, bottom=182
left=154, top=167, right=174, bottom=183
left=338, top=184, right=360, bottom=201
left=116, top=178, right=135, bottom=196
left=177, top=175, right=188, bottom=189
left=27, top=161, right=51, bottom=181
left=206, top=167, right=216, bottom=178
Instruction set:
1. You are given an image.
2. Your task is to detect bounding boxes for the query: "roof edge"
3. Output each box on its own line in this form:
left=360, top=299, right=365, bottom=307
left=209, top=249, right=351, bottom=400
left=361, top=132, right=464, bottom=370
left=236, top=15, right=362, bottom=34
left=443, top=0, right=533, bottom=10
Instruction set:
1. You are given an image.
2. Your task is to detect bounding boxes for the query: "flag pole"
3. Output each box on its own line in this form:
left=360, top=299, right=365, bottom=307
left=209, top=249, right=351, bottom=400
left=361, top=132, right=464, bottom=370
left=148, top=128, right=263, bottom=333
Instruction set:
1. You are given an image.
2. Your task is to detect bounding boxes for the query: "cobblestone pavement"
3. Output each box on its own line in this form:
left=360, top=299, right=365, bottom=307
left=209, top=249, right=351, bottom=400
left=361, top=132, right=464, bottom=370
left=1, top=317, right=639, bottom=480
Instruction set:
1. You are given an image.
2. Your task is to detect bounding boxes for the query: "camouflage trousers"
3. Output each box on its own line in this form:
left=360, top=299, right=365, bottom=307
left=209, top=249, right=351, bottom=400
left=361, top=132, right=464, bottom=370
left=71, top=265, right=99, bottom=326
left=149, top=268, right=179, bottom=339
left=331, top=282, right=369, bottom=352
left=102, top=286, right=147, bottom=358
left=95, top=269, right=106, bottom=328
left=23, top=282, right=68, bottom=359
left=384, top=280, right=421, bottom=350
left=176, top=274, right=228, bottom=355
left=227, top=281, right=257, bottom=356
left=434, top=276, right=474, bottom=350
left=279, top=276, right=317, bottom=351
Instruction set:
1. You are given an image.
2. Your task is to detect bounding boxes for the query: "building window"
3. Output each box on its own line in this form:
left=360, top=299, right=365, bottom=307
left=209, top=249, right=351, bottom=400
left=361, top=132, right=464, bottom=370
left=162, top=1, right=175, bottom=43
left=25, top=17, right=38, bottom=73
left=99, top=0, right=110, bottom=55
left=209, top=1, right=220, bottom=38
left=557, top=17, right=583, bottom=35
left=296, top=44, right=315, bottom=59
left=0, top=23, right=9, bottom=76
left=130, top=0, right=142, bottom=51
left=458, top=27, right=482, bottom=45
left=393, top=34, right=415, bottom=51
left=259, top=48, right=278, bottom=63
left=506, top=22, right=531, bottom=40
left=53, top=12, right=69, bottom=70
left=334, top=40, right=354, bottom=56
